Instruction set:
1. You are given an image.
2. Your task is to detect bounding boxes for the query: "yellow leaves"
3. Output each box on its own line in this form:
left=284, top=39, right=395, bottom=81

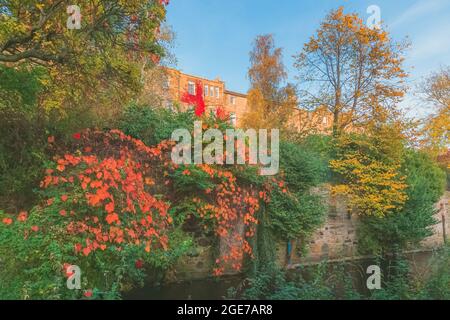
left=330, top=134, right=408, bottom=217
left=331, top=184, right=350, bottom=195
left=305, top=38, right=319, bottom=52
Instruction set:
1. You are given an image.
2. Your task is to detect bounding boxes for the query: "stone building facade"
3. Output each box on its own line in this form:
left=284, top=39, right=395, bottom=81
left=164, top=68, right=247, bottom=126
left=162, top=68, right=336, bottom=131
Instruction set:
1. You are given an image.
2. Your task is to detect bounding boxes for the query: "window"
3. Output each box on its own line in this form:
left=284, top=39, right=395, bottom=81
left=230, top=96, right=236, bottom=105
left=188, top=81, right=195, bottom=95
left=215, top=87, right=219, bottom=98
left=210, top=86, right=214, bottom=97
left=204, top=85, right=209, bottom=97
left=230, top=113, right=237, bottom=126
left=322, top=116, right=328, bottom=125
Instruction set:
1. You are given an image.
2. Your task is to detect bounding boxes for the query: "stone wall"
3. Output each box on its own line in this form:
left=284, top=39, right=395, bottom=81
left=287, top=190, right=450, bottom=266
left=169, top=190, right=449, bottom=281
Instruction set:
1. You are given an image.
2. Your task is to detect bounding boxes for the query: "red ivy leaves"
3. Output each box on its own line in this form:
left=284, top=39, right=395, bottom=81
left=2, top=217, right=12, bottom=225
left=215, top=106, right=228, bottom=121
left=73, top=133, right=81, bottom=140
left=181, top=81, right=206, bottom=117
left=135, top=259, right=144, bottom=269
left=40, top=130, right=174, bottom=258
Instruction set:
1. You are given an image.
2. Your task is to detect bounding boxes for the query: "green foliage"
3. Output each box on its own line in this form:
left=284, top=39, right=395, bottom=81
left=358, top=150, right=446, bottom=254
left=0, top=0, right=168, bottom=114
left=0, top=65, right=47, bottom=107
left=119, top=103, right=196, bottom=146
left=279, top=140, right=330, bottom=193
left=233, top=249, right=450, bottom=300
left=267, top=190, right=325, bottom=241
left=369, top=250, right=450, bottom=300
left=420, top=247, right=450, bottom=299
left=233, top=262, right=358, bottom=300
left=0, top=208, right=191, bottom=299
left=301, top=134, right=334, bottom=163
left=265, top=140, right=328, bottom=242
left=0, top=65, right=48, bottom=210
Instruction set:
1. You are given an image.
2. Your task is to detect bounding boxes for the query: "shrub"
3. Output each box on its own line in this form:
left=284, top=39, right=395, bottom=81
left=330, top=133, right=408, bottom=218
left=232, top=249, right=450, bottom=300
left=0, top=130, right=192, bottom=299
left=119, top=103, right=196, bottom=146
left=278, top=140, right=329, bottom=193
left=358, top=150, right=446, bottom=254
left=0, top=65, right=47, bottom=210
left=265, top=141, right=328, bottom=242
left=420, top=246, right=450, bottom=299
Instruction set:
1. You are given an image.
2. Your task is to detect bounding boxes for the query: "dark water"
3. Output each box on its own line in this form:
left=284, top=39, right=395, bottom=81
left=125, top=276, right=243, bottom=300
left=124, top=251, right=435, bottom=300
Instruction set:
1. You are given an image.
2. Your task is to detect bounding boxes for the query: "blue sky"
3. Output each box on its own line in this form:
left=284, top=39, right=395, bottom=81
left=166, top=0, right=450, bottom=116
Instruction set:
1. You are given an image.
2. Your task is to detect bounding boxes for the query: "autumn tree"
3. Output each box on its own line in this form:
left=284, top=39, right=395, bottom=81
left=138, top=25, right=177, bottom=108
left=0, top=0, right=167, bottom=64
left=357, top=149, right=446, bottom=254
left=294, top=7, right=408, bottom=136
left=419, top=66, right=450, bottom=157
left=242, top=34, right=294, bottom=134
left=330, top=131, right=408, bottom=217
left=0, top=0, right=169, bottom=118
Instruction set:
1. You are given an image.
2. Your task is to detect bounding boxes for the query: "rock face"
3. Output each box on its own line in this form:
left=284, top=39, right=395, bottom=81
left=170, top=190, right=449, bottom=282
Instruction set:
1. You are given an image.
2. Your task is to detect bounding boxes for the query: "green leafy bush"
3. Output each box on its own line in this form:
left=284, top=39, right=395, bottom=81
left=119, top=103, right=196, bottom=146
left=232, top=248, right=450, bottom=300
left=0, top=65, right=47, bottom=210
left=358, top=150, right=446, bottom=254
left=0, top=130, right=192, bottom=299
left=266, top=141, right=329, bottom=241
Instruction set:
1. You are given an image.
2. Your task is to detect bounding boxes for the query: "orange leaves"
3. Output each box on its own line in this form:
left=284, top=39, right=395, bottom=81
left=188, top=165, right=261, bottom=275
left=84, top=290, right=93, bottom=298
left=86, top=186, right=110, bottom=207
left=39, top=129, right=174, bottom=259
left=105, top=213, right=119, bottom=225
left=105, top=202, right=115, bottom=214
left=74, top=243, right=82, bottom=253
left=2, top=217, right=13, bottom=225
left=160, top=235, right=169, bottom=251
left=82, top=247, right=91, bottom=256
left=18, top=211, right=28, bottom=222
left=63, top=263, right=74, bottom=277
left=144, top=177, right=154, bottom=186
left=41, top=175, right=53, bottom=188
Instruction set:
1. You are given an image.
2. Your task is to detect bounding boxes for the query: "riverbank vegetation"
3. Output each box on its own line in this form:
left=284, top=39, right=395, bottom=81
left=229, top=246, right=450, bottom=300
